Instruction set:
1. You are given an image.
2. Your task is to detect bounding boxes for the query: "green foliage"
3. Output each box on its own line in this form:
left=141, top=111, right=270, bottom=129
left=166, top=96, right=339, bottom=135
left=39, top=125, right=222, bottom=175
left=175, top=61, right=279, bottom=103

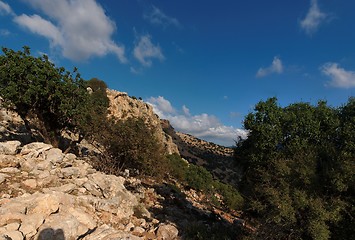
left=235, top=98, right=355, bottom=239
left=167, top=154, right=244, bottom=210
left=213, top=181, right=244, bottom=210
left=94, top=117, right=168, bottom=177
left=166, top=153, right=189, bottom=181
left=184, top=220, right=242, bottom=240
left=77, top=78, right=109, bottom=141
left=185, top=164, right=214, bottom=192
left=0, top=46, right=88, bottom=146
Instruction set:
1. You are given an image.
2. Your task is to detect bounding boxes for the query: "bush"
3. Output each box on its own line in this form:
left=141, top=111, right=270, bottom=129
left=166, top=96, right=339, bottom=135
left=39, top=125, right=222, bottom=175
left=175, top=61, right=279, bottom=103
left=214, top=181, right=244, bottom=210
left=166, top=153, right=189, bottom=181
left=95, top=117, right=168, bottom=177
left=185, top=164, right=214, bottom=192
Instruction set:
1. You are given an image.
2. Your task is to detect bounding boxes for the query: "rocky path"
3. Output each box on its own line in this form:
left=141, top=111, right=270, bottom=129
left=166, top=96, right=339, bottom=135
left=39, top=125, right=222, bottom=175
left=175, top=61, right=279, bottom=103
left=0, top=141, right=178, bottom=240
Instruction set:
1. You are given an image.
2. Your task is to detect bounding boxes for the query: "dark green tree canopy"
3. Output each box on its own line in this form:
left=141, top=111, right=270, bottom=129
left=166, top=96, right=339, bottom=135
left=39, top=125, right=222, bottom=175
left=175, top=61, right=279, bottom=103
left=0, top=46, right=89, bottom=146
left=236, top=98, right=355, bottom=240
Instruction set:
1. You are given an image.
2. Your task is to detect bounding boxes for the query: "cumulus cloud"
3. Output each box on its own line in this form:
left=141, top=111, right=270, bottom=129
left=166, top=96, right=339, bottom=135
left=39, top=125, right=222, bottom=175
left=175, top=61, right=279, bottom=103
left=14, top=14, right=63, bottom=46
left=300, top=0, right=327, bottom=35
left=182, top=105, right=190, bottom=116
left=256, top=56, right=283, bottom=78
left=133, top=35, right=165, bottom=67
left=144, top=5, right=181, bottom=29
left=147, top=96, right=175, bottom=115
left=147, top=96, right=248, bottom=146
left=321, top=63, right=355, bottom=88
left=0, top=1, right=14, bottom=16
left=13, top=0, right=126, bottom=62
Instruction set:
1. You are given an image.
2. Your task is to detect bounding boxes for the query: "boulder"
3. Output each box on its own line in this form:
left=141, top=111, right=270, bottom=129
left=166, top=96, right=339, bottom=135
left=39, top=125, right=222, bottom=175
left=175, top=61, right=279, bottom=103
left=156, top=224, right=179, bottom=240
left=20, top=142, right=52, bottom=158
left=46, top=148, right=64, bottom=164
left=0, top=141, right=21, bottom=155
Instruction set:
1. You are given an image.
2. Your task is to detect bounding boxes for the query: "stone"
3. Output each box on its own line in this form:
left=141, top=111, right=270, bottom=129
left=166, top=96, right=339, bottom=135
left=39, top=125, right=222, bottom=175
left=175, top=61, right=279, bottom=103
left=36, top=160, right=53, bottom=171
left=156, top=224, right=179, bottom=240
left=0, top=167, right=20, bottom=173
left=46, top=148, right=64, bottom=164
left=21, top=142, right=52, bottom=158
left=45, top=183, right=77, bottom=193
left=19, top=213, right=46, bottom=239
left=133, top=226, right=145, bottom=235
left=0, top=154, right=20, bottom=168
left=65, top=206, right=97, bottom=230
left=0, top=141, right=21, bottom=155
left=0, top=231, right=23, bottom=240
left=2, top=222, right=20, bottom=231
left=64, top=153, right=76, bottom=161
left=34, top=209, right=96, bottom=240
left=22, top=179, right=37, bottom=189
left=88, top=172, right=126, bottom=198
left=82, top=224, right=141, bottom=240
left=0, top=173, right=8, bottom=184
left=60, top=167, right=80, bottom=178
left=18, top=193, right=61, bottom=217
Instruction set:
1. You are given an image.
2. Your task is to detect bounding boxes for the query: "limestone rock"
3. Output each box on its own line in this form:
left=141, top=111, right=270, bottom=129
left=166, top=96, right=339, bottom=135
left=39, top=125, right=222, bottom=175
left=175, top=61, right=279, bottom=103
left=0, top=141, right=155, bottom=239
left=45, top=148, right=64, bottom=164
left=20, top=142, right=52, bottom=158
left=22, top=179, right=37, bottom=189
left=107, top=89, right=179, bottom=155
left=156, top=224, right=179, bottom=240
left=82, top=224, right=141, bottom=240
left=0, top=173, right=8, bottom=184
left=0, top=154, right=20, bottom=168
left=0, top=141, right=21, bottom=155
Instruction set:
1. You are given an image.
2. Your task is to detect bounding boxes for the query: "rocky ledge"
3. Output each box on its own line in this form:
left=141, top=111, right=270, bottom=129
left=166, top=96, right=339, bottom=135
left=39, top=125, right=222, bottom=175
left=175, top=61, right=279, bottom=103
left=0, top=141, right=178, bottom=240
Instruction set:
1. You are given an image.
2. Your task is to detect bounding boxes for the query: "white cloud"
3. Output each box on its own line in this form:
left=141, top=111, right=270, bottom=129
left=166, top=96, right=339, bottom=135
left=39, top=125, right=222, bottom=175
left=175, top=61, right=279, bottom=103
left=321, top=63, right=355, bottom=88
left=144, top=5, right=181, bottom=29
left=256, top=56, right=283, bottom=78
left=182, top=105, right=190, bottom=116
left=147, top=96, right=248, bottom=146
left=147, top=96, right=175, bottom=116
left=14, top=0, right=126, bottom=62
left=14, top=14, right=63, bottom=46
left=0, top=1, right=14, bottom=16
left=300, top=0, right=327, bottom=35
left=133, top=35, right=165, bottom=67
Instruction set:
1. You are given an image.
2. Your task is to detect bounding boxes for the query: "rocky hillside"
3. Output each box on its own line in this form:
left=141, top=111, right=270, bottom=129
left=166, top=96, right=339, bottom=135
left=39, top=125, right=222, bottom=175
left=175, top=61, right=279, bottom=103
left=107, top=90, right=179, bottom=155
left=0, top=140, right=183, bottom=240
left=161, top=120, right=241, bottom=186
left=0, top=96, right=247, bottom=240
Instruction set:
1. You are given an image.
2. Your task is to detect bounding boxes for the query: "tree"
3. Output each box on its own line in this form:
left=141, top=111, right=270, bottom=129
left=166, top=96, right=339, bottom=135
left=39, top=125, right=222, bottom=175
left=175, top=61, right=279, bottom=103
left=235, top=98, right=354, bottom=239
left=0, top=46, right=88, bottom=147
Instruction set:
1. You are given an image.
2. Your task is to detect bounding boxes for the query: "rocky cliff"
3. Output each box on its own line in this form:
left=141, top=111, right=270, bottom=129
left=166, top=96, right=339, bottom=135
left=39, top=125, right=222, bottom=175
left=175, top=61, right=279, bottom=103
left=106, top=90, right=179, bottom=155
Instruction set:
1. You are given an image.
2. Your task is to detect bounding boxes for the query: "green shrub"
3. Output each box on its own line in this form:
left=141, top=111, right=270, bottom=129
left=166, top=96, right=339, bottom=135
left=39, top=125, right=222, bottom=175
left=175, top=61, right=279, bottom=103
left=166, top=153, right=189, bottom=181
left=185, top=164, right=214, bottom=192
left=214, top=181, right=244, bottom=210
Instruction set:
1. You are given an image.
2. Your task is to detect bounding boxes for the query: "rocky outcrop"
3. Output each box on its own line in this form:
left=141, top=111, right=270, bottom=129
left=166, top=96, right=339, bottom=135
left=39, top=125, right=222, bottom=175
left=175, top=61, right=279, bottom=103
left=107, top=89, right=179, bottom=155
left=0, top=141, right=179, bottom=240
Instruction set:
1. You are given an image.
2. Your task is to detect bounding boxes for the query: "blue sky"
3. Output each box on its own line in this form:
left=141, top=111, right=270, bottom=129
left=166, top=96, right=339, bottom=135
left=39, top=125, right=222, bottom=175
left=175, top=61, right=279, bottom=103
left=1, top=0, right=355, bottom=146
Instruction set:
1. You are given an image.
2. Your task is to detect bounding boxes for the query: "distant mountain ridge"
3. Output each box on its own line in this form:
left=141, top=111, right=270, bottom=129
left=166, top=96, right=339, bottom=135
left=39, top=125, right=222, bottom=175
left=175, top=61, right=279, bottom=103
left=161, top=120, right=241, bottom=186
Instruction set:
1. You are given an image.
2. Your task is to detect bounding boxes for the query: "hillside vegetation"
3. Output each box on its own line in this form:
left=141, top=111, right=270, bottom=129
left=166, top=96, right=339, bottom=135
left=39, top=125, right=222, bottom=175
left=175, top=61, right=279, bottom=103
left=0, top=47, right=247, bottom=239
left=236, top=97, right=355, bottom=239
left=1, top=46, right=354, bottom=239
